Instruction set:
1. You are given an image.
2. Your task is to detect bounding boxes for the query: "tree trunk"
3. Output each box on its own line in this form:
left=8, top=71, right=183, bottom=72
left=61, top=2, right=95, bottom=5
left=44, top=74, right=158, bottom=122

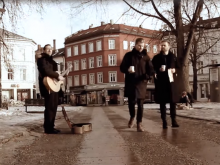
left=192, top=65, right=198, bottom=100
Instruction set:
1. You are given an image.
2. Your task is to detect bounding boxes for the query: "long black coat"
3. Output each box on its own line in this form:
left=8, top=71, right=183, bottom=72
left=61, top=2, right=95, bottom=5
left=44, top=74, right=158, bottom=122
left=152, top=51, right=181, bottom=103
left=120, top=48, right=154, bottom=99
left=37, top=53, right=59, bottom=97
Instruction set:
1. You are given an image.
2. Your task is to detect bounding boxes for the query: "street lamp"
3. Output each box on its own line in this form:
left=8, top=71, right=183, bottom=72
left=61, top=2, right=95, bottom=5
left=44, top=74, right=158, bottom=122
left=0, top=7, right=6, bottom=108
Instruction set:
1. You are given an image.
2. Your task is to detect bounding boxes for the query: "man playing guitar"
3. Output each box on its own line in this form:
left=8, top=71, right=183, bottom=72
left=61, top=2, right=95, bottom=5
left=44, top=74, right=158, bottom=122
left=37, top=44, right=65, bottom=134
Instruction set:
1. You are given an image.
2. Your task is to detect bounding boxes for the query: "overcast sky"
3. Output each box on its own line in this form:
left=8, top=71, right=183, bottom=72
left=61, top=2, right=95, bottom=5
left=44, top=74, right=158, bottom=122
left=1, top=1, right=162, bottom=49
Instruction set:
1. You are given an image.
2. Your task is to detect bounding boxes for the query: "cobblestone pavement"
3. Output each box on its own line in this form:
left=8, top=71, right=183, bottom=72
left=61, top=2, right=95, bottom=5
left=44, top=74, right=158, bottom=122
left=1, top=106, right=220, bottom=165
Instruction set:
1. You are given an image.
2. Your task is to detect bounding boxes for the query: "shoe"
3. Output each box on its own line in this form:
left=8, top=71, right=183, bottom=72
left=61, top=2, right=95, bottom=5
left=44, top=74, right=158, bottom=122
left=137, top=122, right=144, bottom=132
left=53, top=128, right=61, bottom=133
left=128, top=117, right=134, bottom=128
left=44, top=130, right=59, bottom=134
left=163, top=120, right=168, bottom=129
left=171, top=119, right=179, bottom=127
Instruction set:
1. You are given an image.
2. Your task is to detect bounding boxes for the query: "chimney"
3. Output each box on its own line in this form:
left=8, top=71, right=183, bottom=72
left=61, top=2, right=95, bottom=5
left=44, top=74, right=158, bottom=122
left=110, top=19, right=113, bottom=25
left=89, top=24, right=93, bottom=28
left=53, top=39, right=56, bottom=50
left=38, top=44, right=41, bottom=51
left=101, top=21, right=105, bottom=26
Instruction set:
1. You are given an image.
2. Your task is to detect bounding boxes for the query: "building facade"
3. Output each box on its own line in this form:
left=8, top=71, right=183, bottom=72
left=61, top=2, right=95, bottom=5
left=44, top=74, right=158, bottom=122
left=64, top=21, right=161, bottom=106
left=0, top=29, right=37, bottom=101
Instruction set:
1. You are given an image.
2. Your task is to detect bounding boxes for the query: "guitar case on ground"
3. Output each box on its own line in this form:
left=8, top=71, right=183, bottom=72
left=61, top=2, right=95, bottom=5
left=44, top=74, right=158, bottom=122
left=61, top=106, right=92, bottom=134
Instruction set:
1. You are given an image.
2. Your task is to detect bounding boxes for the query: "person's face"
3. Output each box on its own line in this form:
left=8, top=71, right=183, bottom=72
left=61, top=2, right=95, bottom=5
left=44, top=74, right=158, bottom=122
left=135, top=42, right=145, bottom=52
left=44, top=45, right=53, bottom=56
left=160, top=42, right=170, bottom=52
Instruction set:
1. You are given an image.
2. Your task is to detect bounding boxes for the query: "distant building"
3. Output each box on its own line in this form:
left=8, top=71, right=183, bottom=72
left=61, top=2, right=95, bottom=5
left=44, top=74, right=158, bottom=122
left=0, top=29, right=37, bottom=101
left=64, top=20, right=161, bottom=106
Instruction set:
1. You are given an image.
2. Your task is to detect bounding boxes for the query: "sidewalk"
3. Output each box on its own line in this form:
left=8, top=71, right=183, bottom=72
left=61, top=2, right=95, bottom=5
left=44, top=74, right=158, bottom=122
left=0, top=106, right=84, bottom=144
left=143, top=102, right=220, bottom=123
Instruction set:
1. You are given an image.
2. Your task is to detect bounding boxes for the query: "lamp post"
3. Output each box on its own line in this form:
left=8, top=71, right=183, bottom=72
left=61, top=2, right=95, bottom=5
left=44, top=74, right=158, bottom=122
left=0, top=7, right=6, bottom=108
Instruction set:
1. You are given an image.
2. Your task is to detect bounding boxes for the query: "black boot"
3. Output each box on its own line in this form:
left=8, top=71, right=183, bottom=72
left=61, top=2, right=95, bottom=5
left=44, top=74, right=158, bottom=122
left=163, top=120, right=168, bottom=129
left=171, top=118, right=179, bottom=127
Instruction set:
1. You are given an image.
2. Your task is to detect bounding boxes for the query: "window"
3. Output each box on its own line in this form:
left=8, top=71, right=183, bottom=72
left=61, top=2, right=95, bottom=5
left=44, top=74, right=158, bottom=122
left=96, top=56, right=102, bottom=67
left=8, top=69, right=13, bottom=80
left=96, top=40, right=102, bottom=51
left=19, top=48, right=25, bottom=61
left=146, top=44, right=150, bottom=52
left=74, top=75, right=79, bottom=86
left=89, top=73, right=95, bottom=84
left=81, top=74, right=87, bottom=85
left=153, top=45, right=157, bottom=53
left=81, top=44, right=86, bottom=54
left=108, top=39, right=115, bottom=49
left=20, top=69, right=26, bottom=81
left=81, top=58, right=87, bottom=70
left=89, top=57, right=94, bottom=68
left=197, top=61, right=203, bottom=74
left=108, top=54, right=117, bottom=66
left=211, top=60, right=217, bottom=64
left=97, top=72, right=103, bottom=83
left=67, top=47, right=71, bottom=57
left=67, top=61, right=73, bottom=71
left=109, top=71, right=117, bottom=82
left=89, top=42, right=94, bottom=53
left=130, top=41, right=135, bottom=50
left=123, top=41, right=128, bottom=50
left=67, top=76, right=72, bottom=87
left=74, top=45, right=78, bottom=55
left=74, top=60, right=79, bottom=71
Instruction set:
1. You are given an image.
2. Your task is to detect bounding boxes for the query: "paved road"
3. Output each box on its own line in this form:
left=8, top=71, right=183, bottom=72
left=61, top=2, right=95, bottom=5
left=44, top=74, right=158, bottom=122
left=1, top=106, right=220, bottom=165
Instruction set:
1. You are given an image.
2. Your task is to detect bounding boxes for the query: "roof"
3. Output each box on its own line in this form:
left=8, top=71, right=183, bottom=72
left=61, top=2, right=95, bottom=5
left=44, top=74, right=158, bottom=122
left=0, top=28, right=37, bottom=44
left=64, top=24, right=162, bottom=44
left=52, top=48, right=65, bottom=57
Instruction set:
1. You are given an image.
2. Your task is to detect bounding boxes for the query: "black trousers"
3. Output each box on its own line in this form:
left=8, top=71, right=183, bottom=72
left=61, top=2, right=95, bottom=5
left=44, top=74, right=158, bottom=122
left=159, top=103, right=176, bottom=121
left=128, top=97, right=144, bottom=123
left=44, top=92, right=58, bottom=131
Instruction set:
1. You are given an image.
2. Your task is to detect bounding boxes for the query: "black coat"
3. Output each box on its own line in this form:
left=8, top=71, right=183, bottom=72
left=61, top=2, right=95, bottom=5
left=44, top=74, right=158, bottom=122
left=152, top=51, right=181, bottom=103
left=37, top=53, right=59, bottom=97
left=120, top=48, right=154, bottom=99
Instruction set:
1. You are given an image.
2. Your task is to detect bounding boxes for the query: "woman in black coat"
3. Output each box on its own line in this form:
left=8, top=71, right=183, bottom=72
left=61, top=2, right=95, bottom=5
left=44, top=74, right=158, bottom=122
left=120, top=38, right=154, bottom=132
left=152, top=41, right=181, bottom=129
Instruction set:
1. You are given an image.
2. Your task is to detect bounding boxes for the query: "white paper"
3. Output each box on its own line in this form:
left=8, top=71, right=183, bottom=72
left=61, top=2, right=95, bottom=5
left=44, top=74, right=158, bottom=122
left=168, top=69, right=174, bottom=82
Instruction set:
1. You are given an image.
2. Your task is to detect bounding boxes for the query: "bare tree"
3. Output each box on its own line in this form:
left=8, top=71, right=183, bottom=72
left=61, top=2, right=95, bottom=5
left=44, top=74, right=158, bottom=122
left=189, top=25, right=220, bottom=100
left=122, top=0, right=220, bottom=94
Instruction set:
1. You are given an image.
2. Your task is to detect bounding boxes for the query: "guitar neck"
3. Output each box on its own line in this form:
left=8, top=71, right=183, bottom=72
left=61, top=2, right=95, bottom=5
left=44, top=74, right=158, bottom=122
left=61, top=68, right=69, bottom=77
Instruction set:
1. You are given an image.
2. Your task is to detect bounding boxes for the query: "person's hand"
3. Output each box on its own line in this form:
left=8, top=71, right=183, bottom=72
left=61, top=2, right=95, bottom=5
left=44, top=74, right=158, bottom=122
left=58, top=75, right=65, bottom=81
left=128, top=67, right=134, bottom=73
left=160, top=68, right=165, bottom=72
left=171, top=68, right=176, bottom=73
left=154, top=74, right=157, bottom=79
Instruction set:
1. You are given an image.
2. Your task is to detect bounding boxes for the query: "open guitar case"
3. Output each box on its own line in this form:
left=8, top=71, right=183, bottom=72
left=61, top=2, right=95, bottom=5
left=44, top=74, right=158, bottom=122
left=61, top=106, right=92, bottom=134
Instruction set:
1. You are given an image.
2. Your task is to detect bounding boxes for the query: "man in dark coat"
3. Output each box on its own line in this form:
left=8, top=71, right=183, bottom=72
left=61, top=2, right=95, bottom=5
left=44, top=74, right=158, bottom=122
left=152, top=40, right=180, bottom=129
left=120, top=38, right=154, bottom=132
left=37, top=44, right=65, bottom=134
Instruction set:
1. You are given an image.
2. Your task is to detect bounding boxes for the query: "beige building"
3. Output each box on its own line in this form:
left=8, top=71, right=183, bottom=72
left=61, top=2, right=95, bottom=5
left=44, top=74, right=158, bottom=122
left=0, top=29, right=37, bottom=101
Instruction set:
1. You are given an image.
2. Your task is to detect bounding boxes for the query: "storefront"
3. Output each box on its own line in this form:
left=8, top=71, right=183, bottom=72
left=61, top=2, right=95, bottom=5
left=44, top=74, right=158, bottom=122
left=70, top=85, right=87, bottom=106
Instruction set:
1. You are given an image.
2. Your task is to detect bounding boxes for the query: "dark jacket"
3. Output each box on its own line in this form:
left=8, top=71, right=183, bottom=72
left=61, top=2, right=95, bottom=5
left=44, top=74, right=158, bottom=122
left=152, top=51, right=181, bottom=103
left=36, top=53, right=59, bottom=97
left=120, top=48, right=154, bottom=99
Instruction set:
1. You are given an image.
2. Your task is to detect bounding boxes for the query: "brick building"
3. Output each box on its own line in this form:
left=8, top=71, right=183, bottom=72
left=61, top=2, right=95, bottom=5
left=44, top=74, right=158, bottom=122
left=64, top=21, right=161, bottom=106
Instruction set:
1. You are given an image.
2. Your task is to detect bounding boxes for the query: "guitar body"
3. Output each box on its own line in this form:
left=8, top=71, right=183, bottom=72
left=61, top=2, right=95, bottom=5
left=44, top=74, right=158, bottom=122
left=43, top=77, right=64, bottom=92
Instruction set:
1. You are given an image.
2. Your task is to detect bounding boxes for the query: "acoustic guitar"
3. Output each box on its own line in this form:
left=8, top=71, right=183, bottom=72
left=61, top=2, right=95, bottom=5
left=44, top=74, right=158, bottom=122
left=43, top=64, right=72, bottom=93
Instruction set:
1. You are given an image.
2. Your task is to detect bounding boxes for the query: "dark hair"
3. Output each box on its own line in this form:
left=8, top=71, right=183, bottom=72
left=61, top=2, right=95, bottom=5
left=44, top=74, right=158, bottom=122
left=135, top=38, right=145, bottom=45
left=43, top=44, right=51, bottom=50
left=161, top=40, right=170, bottom=45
